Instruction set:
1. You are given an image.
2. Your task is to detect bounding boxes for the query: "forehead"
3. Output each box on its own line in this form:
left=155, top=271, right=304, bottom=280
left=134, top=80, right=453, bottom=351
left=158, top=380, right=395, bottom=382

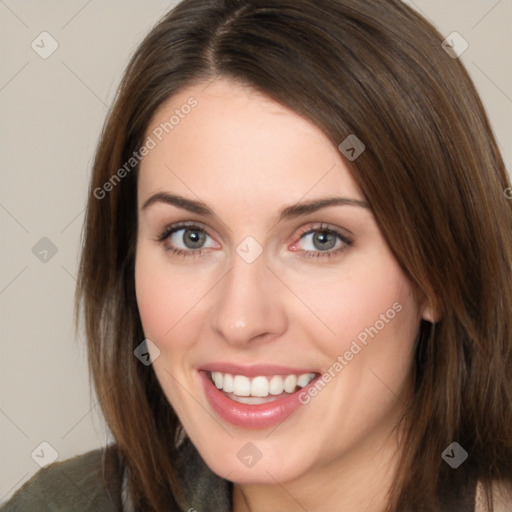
left=138, top=78, right=363, bottom=212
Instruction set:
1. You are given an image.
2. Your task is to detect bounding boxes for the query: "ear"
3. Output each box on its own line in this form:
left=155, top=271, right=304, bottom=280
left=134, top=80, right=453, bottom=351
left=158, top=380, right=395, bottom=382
left=420, top=296, right=441, bottom=323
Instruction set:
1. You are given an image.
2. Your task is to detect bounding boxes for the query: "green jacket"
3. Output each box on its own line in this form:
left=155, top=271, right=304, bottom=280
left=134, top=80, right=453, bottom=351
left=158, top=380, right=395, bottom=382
left=1, top=438, right=478, bottom=511
left=1, top=439, right=232, bottom=511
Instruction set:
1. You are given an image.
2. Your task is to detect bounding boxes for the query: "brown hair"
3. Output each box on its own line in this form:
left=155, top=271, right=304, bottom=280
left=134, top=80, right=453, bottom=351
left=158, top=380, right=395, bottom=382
left=75, top=0, right=512, bottom=510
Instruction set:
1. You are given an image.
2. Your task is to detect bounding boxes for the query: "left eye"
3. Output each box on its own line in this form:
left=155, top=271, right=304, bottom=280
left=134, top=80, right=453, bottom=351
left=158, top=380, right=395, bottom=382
left=296, top=229, right=343, bottom=252
left=291, top=225, right=353, bottom=259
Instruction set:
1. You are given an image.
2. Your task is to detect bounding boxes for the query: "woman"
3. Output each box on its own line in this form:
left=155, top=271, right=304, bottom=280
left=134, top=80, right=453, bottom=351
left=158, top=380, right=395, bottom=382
left=3, top=0, right=512, bottom=511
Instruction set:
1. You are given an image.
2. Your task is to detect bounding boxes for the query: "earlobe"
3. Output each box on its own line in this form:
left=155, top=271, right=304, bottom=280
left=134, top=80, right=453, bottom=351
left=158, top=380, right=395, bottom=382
left=414, top=286, right=441, bottom=323
left=421, top=299, right=441, bottom=323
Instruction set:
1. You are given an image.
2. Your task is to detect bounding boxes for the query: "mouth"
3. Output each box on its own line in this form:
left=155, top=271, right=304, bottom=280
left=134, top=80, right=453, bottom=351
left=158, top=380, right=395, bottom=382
left=198, top=366, right=322, bottom=429
left=207, top=370, right=318, bottom=404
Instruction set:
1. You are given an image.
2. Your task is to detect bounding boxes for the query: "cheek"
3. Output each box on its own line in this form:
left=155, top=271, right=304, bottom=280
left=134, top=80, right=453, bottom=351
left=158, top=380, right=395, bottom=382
left=295, top=257, right=419, bottom=449
left=295, top=251, right=420, bottom=359
left=135, top=244, right=184, bottom=341
left=134, top=243, right=216, bottom=351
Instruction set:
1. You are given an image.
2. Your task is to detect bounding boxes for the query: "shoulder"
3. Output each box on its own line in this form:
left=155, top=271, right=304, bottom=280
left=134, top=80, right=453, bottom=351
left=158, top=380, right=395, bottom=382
left=0, top=445, right=122, bottom=512
left=474, top=480, right=512, bottom=512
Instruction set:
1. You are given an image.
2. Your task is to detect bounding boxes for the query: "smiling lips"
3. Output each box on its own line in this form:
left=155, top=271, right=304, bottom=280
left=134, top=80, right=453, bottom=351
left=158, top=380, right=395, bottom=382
left=199, top=363, right=321, bottom=429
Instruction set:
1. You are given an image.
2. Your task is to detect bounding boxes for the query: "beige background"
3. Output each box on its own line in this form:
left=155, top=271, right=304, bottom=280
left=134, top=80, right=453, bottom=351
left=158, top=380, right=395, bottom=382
left=1, top=0, right=511, bottom=503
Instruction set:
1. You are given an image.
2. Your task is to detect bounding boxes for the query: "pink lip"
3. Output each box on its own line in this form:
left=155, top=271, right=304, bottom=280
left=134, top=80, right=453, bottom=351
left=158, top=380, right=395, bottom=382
left=198, top=369, right=320, bottom=429
left=198, top=362, right=318, bottom=377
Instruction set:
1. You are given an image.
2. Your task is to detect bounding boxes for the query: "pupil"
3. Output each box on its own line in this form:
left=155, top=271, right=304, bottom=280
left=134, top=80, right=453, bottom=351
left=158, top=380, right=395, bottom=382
left=185, top=229, right=205, bottom=249
left=314, top=231, right=335, bottom=250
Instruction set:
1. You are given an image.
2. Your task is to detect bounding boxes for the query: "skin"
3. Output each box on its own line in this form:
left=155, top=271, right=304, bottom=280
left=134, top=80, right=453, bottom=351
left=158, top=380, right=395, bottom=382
left=134, top=77, right=436, bottom=512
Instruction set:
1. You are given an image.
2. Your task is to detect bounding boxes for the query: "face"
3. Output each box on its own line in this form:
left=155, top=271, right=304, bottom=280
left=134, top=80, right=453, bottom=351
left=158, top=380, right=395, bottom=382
left=135, top=77, right=432, bottom=485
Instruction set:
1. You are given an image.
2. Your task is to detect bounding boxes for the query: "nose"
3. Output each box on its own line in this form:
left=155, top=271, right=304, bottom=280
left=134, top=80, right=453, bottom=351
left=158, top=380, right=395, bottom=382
left=210, top=250, right=287, bottom=347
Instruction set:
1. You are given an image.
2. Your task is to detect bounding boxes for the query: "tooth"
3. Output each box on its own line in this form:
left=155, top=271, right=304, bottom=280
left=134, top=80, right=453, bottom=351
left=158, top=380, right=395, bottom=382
left=233, top=375, right=251, bottom=396
left=268, top=375, right=285, bottom=395
left=284, top=375, right=298, bottom=393
left=230, top=395, right=277, bottom=405
left=251, top=376, right=269, bottom=397
left=212, top=371, right=223, bottom=389
left=297, top=373, right=315, bottom=388
left=223, top=373, right=234, bottom=393
left=212, top=371, right=317, bottom=397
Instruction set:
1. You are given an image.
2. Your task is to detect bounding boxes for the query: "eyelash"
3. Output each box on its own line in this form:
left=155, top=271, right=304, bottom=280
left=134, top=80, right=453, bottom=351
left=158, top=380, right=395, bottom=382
left=154, top=222, right=353, bottom=261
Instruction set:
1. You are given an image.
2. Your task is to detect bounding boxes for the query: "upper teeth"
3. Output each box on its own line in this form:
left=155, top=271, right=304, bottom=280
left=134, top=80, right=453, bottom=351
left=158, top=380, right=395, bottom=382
left=210, top=372, right=316, bottom=397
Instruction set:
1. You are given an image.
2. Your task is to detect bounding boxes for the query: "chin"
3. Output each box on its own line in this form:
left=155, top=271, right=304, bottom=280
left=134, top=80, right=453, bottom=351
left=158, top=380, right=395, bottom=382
left=197, top=440, right=311, bottom=485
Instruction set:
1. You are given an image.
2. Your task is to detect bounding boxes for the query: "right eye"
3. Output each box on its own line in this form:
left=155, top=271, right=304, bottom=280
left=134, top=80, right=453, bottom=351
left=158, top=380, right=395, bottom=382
left=155, top=222, right=219, bottom=259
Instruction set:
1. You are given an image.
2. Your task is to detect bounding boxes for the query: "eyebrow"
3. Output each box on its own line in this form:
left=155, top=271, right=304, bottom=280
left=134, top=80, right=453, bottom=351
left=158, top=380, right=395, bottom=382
left=141, top=192, right=370, bottom=222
